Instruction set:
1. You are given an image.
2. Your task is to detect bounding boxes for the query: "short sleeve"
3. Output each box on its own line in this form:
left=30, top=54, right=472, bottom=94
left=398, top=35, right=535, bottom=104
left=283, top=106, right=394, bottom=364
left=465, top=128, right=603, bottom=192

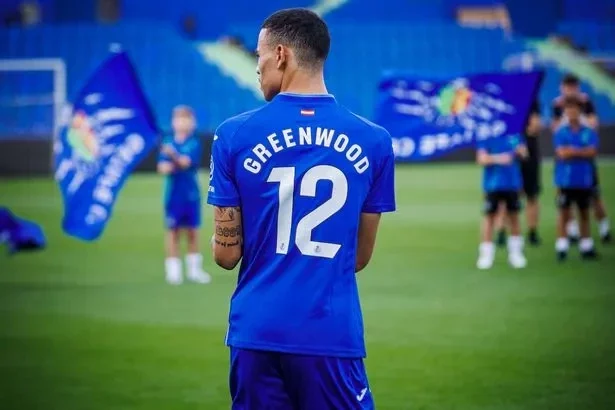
left=158, top=137, right=172, bottom=163
left=510, top=133, right=524, bottom=149
left=553, top=129, right=564, bottom=148
left=187, top=138, right=203, bottom=168
left=584, top=99, right=596, bottom=115
left=158, top=152, right=171, bottom=163
left=587, top=129, right=598, bottom=148
left=207, top=130, right=241, bottom=207
left=362, top=132, right=396, bottom=213
left=476, top=139, right=488, bottom=152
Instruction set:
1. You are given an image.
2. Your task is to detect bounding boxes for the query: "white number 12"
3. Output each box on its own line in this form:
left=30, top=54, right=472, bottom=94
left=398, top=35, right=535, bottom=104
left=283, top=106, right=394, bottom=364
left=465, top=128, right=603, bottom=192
left=267, top=165, right=348, bottom=259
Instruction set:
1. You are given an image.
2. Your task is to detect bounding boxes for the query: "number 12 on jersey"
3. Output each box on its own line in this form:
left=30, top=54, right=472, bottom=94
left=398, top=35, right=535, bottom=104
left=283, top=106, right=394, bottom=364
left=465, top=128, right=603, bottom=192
left=267, top=165, right=348, bottom=259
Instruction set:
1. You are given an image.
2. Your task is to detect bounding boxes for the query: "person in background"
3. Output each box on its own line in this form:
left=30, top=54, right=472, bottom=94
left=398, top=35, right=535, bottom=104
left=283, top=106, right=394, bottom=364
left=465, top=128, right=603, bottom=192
left=157, top=105, right=211, bottom=285
left=476, top=133, right=529, bottom=270
left=496, top=100, right=543, bottom=247
left=553, top=96, right=599, bottom=261
left=551, top=74, right=611, bottom=243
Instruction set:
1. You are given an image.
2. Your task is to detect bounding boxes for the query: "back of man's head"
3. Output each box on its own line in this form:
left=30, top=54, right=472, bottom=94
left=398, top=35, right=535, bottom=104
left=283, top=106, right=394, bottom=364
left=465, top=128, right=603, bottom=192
left=261, top=8, right=330, bottom=71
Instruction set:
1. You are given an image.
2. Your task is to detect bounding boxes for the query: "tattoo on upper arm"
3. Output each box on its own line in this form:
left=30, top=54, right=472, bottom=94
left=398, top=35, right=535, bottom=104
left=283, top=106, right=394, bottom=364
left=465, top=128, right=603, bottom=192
left=214, top=207, right=242, bottom=247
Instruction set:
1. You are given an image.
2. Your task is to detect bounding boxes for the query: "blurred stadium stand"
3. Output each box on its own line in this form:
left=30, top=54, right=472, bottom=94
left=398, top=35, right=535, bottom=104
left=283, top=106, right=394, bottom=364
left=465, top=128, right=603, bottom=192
left=1, top=0, right=614, bottom=142
left=558, top=22, right=615, bottom=53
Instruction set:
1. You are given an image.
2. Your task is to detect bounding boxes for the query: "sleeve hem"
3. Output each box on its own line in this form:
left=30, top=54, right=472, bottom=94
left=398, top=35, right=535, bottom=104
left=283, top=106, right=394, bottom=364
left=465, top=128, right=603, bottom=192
left=207, top=195, right=241, bottom=207
left=362, top=204, right=396, bottom=213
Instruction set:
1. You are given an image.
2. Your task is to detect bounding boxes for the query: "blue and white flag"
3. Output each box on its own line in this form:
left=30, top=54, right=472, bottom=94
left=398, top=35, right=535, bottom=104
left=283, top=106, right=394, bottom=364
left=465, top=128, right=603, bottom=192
left=54, top=52, right=158, bottom=241
left=374, top=71, right=543, bottom=161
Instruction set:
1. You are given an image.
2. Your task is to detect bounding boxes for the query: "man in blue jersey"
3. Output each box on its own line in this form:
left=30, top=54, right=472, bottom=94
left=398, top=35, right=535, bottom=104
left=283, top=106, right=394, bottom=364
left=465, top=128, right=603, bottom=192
left=553, top=96, right=599, bottom=261
left=157, top=105, right=211, bottom=285
left=476, top=134, right=528, bottom=270
left=207, top=8, right=395, bottom=409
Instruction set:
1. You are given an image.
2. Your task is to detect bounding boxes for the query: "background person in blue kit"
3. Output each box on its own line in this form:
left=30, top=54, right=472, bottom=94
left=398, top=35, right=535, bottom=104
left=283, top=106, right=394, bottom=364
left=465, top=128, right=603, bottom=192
left=553, top=96, right=599, bottom=261
left=157, top=105, right=211, bottom=285
left=551, top=74, right=611, bottom=244
left=495, top=100, right=543, bottom=247
left=476, top=133, right=529, bottom=270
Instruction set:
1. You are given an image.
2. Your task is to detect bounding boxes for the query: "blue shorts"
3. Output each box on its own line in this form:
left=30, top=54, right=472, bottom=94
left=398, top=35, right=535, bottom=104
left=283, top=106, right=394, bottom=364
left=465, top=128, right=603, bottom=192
left=164, top=201, right=201, bottom=229
left=230, top=348, right=374, bottom=410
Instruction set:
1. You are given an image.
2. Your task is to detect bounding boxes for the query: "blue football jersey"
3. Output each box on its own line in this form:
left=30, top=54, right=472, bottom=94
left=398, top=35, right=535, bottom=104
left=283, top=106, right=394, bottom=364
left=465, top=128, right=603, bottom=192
left=207, top=93, right=396, bottom=358
left=553, top=125, right=598, bottom=189
left=477, top=134, right=523, bottom=192
left=158, top=135, right=202, bottom=204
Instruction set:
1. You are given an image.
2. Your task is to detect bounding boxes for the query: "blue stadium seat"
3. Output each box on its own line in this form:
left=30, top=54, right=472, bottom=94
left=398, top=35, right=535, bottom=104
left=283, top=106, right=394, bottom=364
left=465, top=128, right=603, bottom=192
left=1, top=14, right=613, bottom=138
left=0, top=23, right=262, bottom=136
left=561, top=0, right=615, bottom=22
left=559, top=21, right=615, bottom=52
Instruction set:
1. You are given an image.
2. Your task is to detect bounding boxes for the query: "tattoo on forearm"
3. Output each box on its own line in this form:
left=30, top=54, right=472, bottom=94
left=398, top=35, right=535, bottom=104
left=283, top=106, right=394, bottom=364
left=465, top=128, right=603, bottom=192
left=215, top=224, right=242, bottom=237
left=214, top=239, right=241, bottom=248
left=215, top=206, right=241, bottom=222
left=214, top=206, right=242, bottom=249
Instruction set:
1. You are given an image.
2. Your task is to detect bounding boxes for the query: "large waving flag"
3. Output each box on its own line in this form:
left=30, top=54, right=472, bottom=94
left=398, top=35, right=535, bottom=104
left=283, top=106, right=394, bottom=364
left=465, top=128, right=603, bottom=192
left=54, top=52, right=158, bottom=241
left=374, top=71, right=543, bottom=161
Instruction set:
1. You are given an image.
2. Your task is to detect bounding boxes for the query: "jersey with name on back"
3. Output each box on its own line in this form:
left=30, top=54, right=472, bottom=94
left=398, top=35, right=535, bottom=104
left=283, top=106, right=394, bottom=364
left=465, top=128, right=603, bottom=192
left=553, top=125, right=598, bottom=189
left=478, top=134, right=524, bottom=192
left=207, top=93, right=396, bottom=358
left=158, top=135, right=202, bottom=204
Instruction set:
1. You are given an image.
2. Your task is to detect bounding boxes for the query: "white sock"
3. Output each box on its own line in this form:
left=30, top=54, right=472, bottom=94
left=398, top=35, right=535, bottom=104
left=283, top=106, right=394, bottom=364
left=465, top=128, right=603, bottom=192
left=555, top=237, right=570, bottom=253
left=567, top=219, right=580, bottom=238
left=479, top=242, right=495, bottom=258
left=599, top=218, right=610, bottom=237
left=165, top=257, right=182, bottom=278
left=579, top=237, right=595, bottom=252
left=186, top=253, right=203, bottom=276
left=507, top=235, right=524, bottom=255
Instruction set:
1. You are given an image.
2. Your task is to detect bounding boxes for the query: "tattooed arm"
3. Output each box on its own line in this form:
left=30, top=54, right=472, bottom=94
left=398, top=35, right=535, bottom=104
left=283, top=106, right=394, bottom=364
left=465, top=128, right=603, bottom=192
left=212, top=206, right=243, bottom=270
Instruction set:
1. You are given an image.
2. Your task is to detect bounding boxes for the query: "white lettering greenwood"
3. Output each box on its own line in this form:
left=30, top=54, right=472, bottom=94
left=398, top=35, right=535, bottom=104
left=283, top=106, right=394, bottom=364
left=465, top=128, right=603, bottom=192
left=242, top=126, right=371, bottom=175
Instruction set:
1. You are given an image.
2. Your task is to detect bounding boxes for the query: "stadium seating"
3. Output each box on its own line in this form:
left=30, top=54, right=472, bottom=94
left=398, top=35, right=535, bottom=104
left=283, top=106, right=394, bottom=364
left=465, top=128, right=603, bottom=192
left=1, top=0, right=614, bottom=137
left=0, top=23, right=262, bottom=135
left=558, top=22, right=615, bottom=52
left=325, top=23, right=526, bottom=116
left=561, top=0, right=615, bottom=22
left=121, top=0, right=451, bottom=38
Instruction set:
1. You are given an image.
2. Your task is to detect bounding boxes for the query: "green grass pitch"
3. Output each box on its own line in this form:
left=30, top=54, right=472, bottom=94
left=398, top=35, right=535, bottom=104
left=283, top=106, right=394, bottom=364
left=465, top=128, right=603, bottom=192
left=1, top=162, right=614, bottom=409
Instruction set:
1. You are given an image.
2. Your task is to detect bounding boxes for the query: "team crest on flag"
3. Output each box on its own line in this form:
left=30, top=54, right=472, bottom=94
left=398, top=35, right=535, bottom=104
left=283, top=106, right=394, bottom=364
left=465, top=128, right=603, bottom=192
left=374, top=71, right=543, bottom=162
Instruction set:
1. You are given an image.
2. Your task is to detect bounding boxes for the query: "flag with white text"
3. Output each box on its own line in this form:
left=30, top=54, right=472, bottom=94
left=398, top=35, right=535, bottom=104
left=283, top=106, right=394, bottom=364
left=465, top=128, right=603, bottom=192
left=54, top=52, right=158, bottom=241
left=374, top=71, right=543, bottom=161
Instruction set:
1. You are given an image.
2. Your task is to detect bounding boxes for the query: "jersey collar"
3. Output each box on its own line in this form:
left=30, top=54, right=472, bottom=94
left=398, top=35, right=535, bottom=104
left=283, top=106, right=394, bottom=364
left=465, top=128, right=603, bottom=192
left=275, top=93, right=336, bottom=103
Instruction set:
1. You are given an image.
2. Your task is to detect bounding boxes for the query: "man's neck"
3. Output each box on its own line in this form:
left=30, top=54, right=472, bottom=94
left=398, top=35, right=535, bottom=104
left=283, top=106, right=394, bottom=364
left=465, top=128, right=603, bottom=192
left=280, top=68, right=328, bottom=95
